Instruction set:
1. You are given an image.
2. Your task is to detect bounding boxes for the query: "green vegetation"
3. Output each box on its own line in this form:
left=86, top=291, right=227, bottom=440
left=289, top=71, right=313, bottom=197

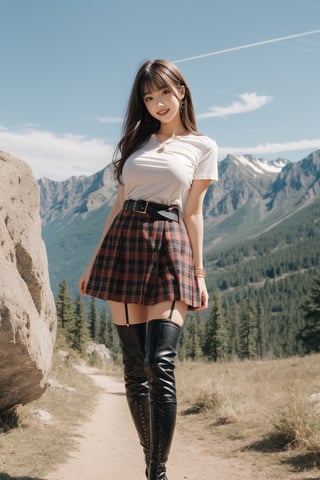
left=179, top=272, right=320, bottom=362
left=72, top=295, right=89, bottom=354
left=55, top=280, right=120, bottom=360
left=181, top=267, right=320, bottom=362
left=298, top=271, right=320, bottom=353
left=202, top=292, right=228, bottom=361
left=196, top=199, right=320, bottom=359
left=55, top=254, right=320, bottom=365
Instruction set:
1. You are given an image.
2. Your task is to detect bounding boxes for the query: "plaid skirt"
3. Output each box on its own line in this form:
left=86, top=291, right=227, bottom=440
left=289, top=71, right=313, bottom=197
left=85, top=208, right=202, bottom=309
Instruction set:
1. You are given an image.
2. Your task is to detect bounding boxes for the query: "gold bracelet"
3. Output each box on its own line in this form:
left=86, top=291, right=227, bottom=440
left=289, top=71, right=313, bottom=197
left=195, top=268, right=206, bottom=278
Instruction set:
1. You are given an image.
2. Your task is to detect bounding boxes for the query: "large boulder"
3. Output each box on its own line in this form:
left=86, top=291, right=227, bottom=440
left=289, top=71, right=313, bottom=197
left=0, top=151, right=57, bottom=412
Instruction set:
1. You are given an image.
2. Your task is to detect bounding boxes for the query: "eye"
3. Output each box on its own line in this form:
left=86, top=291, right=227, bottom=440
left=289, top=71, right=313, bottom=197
left=144, top=95, right=152, bottom=103
left=162, top=88, right=171, bottom=95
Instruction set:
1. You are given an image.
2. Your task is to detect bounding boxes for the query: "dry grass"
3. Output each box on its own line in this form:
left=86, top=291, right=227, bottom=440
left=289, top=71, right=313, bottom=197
left=0, top=350, right=100, bottom=479
left=175, top=354, right=320, bottom=478
left=1, top=348, right=320, bottom=479
left=273, top=389, right=320, bottom=451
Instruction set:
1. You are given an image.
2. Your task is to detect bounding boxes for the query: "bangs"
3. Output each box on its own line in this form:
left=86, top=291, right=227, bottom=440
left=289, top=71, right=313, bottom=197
left=140, top=68, right=178, bottom=97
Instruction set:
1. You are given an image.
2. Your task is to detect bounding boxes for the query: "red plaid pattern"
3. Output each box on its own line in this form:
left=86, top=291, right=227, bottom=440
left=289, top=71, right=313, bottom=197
left=85, top=209, right=201, bottom=309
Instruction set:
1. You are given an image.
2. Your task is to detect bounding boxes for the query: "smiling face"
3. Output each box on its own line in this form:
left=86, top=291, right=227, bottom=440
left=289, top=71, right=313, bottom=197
left=143, top=84, right=185, bottom=126
left=124, top=59, right=197, bottom=139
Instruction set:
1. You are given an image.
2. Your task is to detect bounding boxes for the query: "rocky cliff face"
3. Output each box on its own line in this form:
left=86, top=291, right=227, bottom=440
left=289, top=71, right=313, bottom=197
left=0, top=151, right=57, bottom=412
left=265, top=150, right=320, bottom=209
left=38, top=166, right=117, bottom=225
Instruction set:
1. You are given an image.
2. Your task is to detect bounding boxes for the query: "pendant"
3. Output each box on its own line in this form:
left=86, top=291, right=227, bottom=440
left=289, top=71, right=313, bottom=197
left=157, top=145, right=165, bottom=153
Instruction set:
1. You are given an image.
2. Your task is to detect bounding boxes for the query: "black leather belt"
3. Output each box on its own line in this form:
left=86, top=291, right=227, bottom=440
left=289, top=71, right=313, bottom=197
left=123, top=199, right=180, bottom=222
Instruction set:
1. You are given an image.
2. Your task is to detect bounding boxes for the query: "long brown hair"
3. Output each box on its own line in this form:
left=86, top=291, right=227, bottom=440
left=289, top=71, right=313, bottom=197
left=113, top=59, right=198, bottom=183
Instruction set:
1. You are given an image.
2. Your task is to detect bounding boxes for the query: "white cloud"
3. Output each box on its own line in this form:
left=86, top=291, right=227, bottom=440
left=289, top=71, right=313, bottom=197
left=96, top=116, right=123, bottom=124
left=198, top=92, right=273, bottom=119
left=219, top=138, right=320, bottom=157
left=0, top=127, right=115, bottom=180
left=1, top=125, right=319, bottom=182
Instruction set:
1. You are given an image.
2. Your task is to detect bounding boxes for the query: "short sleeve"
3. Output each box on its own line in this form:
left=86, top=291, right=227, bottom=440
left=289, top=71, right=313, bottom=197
left=194, top=137, right=218, bottom=182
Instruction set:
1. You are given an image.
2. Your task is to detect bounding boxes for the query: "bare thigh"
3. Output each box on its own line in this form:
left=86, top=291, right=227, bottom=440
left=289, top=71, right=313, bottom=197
left=109, top=301, right=148, bottom=326
left=109, top=300, right=188, bottom=327
left=147, top=301, right=187, bottom=327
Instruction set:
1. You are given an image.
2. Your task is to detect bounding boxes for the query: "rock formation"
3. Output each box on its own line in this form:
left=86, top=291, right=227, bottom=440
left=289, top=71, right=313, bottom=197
left=0, top=151, right=57, bottom=412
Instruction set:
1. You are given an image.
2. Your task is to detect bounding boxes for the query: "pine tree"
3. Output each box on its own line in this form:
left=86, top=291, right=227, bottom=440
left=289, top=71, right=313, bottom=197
left=99, top=306, right=116, bottom=352
left=184, top=315, right=202, bottom=360
left=256, top=301, right=267, bottom=358
left=105, top=314, right=116, bottom=351
left=297, top=270, right=320, bottom=353
left=203, top=292, right=228, bottom=362
left=99, top=306, right=107, bottom=345
left=55, top=279, right=74, bottom=334
left=177, top=326, right=187, bottom=360
left=72, top=295, right=89, bottom=355
left=88, top=297, right=99, bottom=342
left=239, top=299, right=257, bottom=360
left=224, top=298, right=240, bottom=358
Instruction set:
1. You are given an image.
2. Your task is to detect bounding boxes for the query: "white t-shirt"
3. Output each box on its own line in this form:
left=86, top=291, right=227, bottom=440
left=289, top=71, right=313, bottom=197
left=122, top=134, right=218, bottom=211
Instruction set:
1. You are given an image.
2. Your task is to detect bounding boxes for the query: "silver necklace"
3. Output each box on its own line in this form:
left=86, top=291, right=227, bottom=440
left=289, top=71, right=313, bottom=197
left=155, top=130, right=186, bottom=153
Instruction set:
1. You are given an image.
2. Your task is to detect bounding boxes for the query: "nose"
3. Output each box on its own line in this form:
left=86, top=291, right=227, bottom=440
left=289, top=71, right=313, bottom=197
left=156, top=96, right=164, bottom=106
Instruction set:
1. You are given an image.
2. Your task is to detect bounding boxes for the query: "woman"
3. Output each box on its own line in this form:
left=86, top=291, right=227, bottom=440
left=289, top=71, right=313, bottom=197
left=79, top=58, right=218, bottom=480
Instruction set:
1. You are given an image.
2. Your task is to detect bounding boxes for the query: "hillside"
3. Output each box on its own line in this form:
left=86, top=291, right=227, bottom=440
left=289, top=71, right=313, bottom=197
left=202, top=196, right=320, bottom=357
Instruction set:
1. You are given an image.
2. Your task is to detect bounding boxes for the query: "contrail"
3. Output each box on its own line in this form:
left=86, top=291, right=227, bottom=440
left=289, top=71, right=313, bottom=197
left=174, top=29, right=320, bottom=63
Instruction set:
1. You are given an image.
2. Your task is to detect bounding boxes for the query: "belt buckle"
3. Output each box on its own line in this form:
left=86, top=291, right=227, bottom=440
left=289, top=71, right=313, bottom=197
left=133, top=200, right=148, bottom=214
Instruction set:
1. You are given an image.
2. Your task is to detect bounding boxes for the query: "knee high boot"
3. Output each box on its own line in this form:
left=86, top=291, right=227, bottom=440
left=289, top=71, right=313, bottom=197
left=145, top=319, right=181, bottom=480
left=116, top=324, right=150, bottom=478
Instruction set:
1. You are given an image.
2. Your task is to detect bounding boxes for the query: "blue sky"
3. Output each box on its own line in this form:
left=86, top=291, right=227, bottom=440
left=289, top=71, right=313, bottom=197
left=0, top=0, right=320, bottom=180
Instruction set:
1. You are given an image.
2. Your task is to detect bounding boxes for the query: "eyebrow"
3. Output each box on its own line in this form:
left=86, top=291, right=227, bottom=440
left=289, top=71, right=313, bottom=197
left=143, top=85, right=167, bottom=97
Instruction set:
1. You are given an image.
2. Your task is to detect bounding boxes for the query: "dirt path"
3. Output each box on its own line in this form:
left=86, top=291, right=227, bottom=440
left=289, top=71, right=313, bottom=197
left=46, top=367, right=320, bottom=480
left=44, top=367, right=275, bottom=480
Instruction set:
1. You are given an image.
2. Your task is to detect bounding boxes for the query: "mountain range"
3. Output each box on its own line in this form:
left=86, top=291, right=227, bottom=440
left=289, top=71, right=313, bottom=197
left=39, top=150, right=320, bottom=296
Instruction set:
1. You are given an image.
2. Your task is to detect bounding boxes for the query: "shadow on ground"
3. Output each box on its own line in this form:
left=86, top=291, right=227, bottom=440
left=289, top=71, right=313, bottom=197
left=244, top=432, right=287, bottom=453
left=180, top=405, right=204, bottom=415
left=0, top=410, right=19, bottom=433
left=108, top=391, right=125, bottom=397
left=0, top=475, right=46, bottom=480
left=281, top=451, right=320, bottom=472
left=245, top=433, right=320, bottom=476
left=295, top=478, right=320, bottom=480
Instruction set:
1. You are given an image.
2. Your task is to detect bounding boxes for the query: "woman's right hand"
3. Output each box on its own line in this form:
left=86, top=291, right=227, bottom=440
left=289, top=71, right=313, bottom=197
left=79, top=267, right=92, bottom=295
left=195, top=276, right=209, bottom=311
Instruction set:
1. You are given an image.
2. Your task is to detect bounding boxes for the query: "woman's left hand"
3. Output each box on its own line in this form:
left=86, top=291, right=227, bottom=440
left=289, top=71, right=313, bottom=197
left=195, top=277, right=209, bottom=311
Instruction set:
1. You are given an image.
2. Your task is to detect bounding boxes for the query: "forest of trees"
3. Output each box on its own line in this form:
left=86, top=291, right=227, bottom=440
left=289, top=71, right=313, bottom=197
left=179, top=267, right=320, bottom=360
left=198, top=199, right=320, bottom=358
left=56, top=267, right=320, bottom=362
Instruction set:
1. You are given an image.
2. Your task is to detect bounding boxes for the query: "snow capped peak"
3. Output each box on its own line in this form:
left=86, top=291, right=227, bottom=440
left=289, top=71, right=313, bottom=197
left=232, top=155, right=288, bottom=175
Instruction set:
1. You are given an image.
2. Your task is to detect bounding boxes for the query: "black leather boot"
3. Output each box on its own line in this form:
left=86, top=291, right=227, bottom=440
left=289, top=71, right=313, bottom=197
left=145, top=319, right=181, bottom=480
left=116, top=323, right=150, bottom=478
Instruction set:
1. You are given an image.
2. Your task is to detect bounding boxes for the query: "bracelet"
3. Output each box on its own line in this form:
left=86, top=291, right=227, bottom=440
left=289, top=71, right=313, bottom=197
left=195, top=268, right=206, bottom=278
